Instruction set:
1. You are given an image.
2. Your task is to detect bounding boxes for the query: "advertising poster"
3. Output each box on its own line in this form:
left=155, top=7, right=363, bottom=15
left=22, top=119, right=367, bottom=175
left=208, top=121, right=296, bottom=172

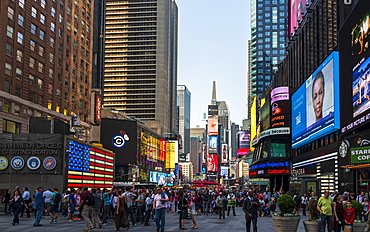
left=221, top=144, right=228, bottom=163
left=238, top=131, right=250, bottom=150
left=202, top=144, right=207, bottom=163
left=208, top=136, right=218, bottom=154
left=220, top=166, right=229, bottom=180
left=270, top=87, right=290, bottom=128
left=340, top=1, right=370, bottom=133
left=165, top=142, right=175, bottom=170
left=208, top=118, right=218, bottom=135
left=207, top=154, right=218, bottom=172
left=291, top=52, right=340, bottom=148
left=289, top=0, right=312, bottom=36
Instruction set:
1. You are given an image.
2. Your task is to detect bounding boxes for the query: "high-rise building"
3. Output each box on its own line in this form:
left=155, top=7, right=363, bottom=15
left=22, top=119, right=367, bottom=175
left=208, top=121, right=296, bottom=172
left=0, top=0, right=94, bottom=134
left=248, top=0, right=288, bottom=100
left=177, top=85, right=191, bottom=153
left=103, top=0, right=178, bottom=135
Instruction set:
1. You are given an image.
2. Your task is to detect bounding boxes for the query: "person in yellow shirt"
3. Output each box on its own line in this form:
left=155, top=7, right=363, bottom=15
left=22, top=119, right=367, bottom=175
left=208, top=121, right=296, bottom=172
left=317, top=190, right=334, bottom=232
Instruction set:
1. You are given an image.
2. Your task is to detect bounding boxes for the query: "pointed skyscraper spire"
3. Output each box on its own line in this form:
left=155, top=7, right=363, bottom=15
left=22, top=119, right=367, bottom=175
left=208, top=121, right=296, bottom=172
left=211, top=81, right=217, bottom=105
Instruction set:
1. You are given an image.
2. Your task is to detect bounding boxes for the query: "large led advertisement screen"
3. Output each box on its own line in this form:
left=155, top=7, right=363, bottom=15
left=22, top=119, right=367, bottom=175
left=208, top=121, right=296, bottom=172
left=207, top=154, right=218, bottom=172
left=67, top=140, right=114, bottom=188
left=208, top=136, right=218, bottom=154
left=340, top=1, right=370, bottom=134
left=289, top=0, right=312, bottom=36
left=207, top=118, right=218, bottom=135
left=291, top=51, right=340, bottom=148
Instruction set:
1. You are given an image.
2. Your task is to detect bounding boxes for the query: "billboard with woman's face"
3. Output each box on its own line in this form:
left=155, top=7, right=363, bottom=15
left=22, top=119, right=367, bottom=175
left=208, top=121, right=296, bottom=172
left=291, top=52, right=340, bottom=148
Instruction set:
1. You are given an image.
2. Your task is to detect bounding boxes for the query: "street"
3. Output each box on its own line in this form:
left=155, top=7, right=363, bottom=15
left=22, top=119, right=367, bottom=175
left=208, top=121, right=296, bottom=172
left=0, top=207, right=307, bottom=232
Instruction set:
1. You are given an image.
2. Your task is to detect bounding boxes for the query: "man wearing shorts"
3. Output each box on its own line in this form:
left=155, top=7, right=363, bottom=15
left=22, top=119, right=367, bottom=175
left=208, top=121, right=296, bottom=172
left=49, top=188, right=60, bottom=224
left=68, top=189, right=77, bottom=222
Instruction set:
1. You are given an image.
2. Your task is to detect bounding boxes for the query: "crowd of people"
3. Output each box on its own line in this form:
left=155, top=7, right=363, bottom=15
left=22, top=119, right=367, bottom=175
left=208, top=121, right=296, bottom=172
left=3, top=185, right=370, bottom=232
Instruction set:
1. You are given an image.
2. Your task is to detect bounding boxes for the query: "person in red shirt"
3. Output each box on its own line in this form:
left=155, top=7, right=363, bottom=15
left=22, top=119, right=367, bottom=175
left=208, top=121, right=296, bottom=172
left=344, top=201, right=356, bottom=226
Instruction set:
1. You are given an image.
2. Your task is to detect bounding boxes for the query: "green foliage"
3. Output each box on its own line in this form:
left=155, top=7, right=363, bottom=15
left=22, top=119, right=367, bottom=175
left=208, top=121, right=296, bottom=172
left=344, top=200, right=364, bottom=218
left=276, top=194, right=296, bottom=215
left=308, top=199, right=320, bottom=221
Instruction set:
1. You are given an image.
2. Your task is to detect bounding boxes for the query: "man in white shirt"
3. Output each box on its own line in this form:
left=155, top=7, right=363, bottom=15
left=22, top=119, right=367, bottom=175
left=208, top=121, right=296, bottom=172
left=153, top=187, right=168, bottom=232
left=43, top=189, right=52, bottom=216
left=20, top=187, right=31, bottom=218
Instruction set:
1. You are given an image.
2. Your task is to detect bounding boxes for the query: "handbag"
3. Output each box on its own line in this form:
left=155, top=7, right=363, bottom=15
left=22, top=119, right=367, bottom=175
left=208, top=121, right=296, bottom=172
left=343, top=225, right=352, bottom=232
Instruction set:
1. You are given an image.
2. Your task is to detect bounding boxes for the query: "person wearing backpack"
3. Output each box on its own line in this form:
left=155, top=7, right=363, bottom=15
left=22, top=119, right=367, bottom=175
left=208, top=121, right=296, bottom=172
left=78, top=186, right=93, bottom=232
left=49, top=188, right=61, bottom=224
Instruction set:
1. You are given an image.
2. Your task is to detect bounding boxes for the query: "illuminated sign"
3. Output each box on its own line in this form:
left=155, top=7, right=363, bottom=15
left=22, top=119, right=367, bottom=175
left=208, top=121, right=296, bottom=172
left=220, top=166, right=229, bottom=179
left=94, top=93, right=102, bottom=125
left=208, top=136, right=218, bottom=154
left=249, top=161, right=291, bottom=177
left=208, top=105, right=218, bottom=116
left=208, top=118, right=218, bottom=135
left=202, top=144, right=207, bottom=163
left=252, top=127, right=290, bottom=146
left=221, top=144, right=228, bottom=163
left=207, top=154, right=218, bottom=172
left=250, top=161, right=290, bottom=170
left=67, top=140, right=114, bottom=188
left=351, top=146, right=370, bottom=164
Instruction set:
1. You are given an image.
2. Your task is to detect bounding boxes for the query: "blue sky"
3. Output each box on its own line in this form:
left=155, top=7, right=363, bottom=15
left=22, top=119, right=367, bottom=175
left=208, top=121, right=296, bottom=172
left=176, top=0, right=251, bottom=127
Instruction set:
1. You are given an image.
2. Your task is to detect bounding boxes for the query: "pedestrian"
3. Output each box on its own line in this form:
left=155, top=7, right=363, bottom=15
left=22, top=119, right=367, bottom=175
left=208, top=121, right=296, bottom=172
left=178, top=190, right=188, bottom=230
left=136, top=190, right=145, bottom=223
left=78, top=186, right=93, bottom=232
left=91, top=188, right=102, bottom=229
left=143, top=193, right=153, bottom=226
left=33, top=186, right=44, bottom=227
left=333, top=195, right=344, bottom=232
left=49, top=188, right=61, bottom=224
left=174, top=191, right=179, bottom=213
left=227, top=191, right=237, bottom=216
left=243, top=190, right=258, bottom=232
left=68, top=189, right=77, bottom=222
left=343, top=200, right=356, bottom=231
left=2, top=188, right=11, bottom=214
left=43, top=188, right=52, bottom=216
left=293, top=193, right=301, bottom=215
left=301, top=193, right=308, bottom=216
left=356, top=191, right=365, bottom=203
left=202, top=190, right=210, bottom=215
left=20, top=187, right=31, bottom=218
left=362, top=197, right=369, bottom=222
left=216, top=191, right=227, bottom=219
left=114, top=189, right=130, bottom=231
left=153, top=187, right=169, bottom=232
left=10, top=189, right=27, bottom=226
left=102, top=188, right=111, bottom=225
left=189, top=192, right=198, bottom=229
left=61, top=189, right=69, bottom=217
left=123, top=186, right=136, bottom=226
left=317, top=190, right=334, bottom=232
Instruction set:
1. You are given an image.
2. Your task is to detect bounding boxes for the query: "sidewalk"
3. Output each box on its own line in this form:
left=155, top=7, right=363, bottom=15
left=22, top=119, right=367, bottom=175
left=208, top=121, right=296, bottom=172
left=0, top=207, right=308, bottom=232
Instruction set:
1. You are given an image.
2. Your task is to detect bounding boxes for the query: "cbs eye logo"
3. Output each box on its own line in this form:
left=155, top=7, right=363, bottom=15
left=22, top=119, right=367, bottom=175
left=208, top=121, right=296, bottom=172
left=112, top=131, right=130, bottom=148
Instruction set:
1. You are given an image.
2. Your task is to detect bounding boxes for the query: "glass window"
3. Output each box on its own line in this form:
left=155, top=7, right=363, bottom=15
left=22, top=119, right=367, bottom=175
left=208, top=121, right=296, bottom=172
left=3, top=119, right=20, bottom=133
left=16, top=50, right=22, bottom=62
left=39, top=30, right=45, bottom=40
left=4, top=82, right=11, bottom=93
left=57, top=89, right=61, bottom=97
left=18, top=14, right=24, bottom=26
left=49, top=53, right=54, bottom=63
left=3, top=101, right=10, bottom=113
left=51, top=22, right=55, bottom=32
left=31, top=24, right=37, bottom=34
left=19, top=0, right=25, bottom=8
left=40, top=13, right=45, bottom=24
left=16, top=68, right=22, bottom=79
left=30, top=40, right=36, bottom=51
left=6, top=44, right=13, bottom=56
left=50, top=37, right=55, bottom=47
left=8, top=7, right=14, bottom=20
left=31, top=7, right=37, bottom=18
left=7, top=25, right=13, bottom=38
left=41, top=0, right=46, bottom=8
left=51, top=7, right=56, bottom=17
left=17, top=32, right=23, bottom=44
left=39, top=46, right=44, bottom=56
left=5, top=63, right=12, bottom=75
left=59, top=29, right=63, bottom=38
left=59, top=14, right=63, bottom=23
left=49, top=68, right=53, bottom=78
left=29, top=57, right=35, bottom=68
left=37, top=79, right=43, bottom=89
left=15, top=87, right=21, bottom=97
left=38, top=62, right=44, bottom=73
left=29, top=74, right=35, bottom=85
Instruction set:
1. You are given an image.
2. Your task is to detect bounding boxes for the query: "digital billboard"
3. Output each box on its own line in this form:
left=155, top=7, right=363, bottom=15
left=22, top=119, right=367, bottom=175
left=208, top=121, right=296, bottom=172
left=271, top=87, right=290, bottom=128
left=207, top=118, right=218, bottom=135
left=221, top=144, right=228, bottom=163
left=238, top=131, right=250, bottom=149
left=291, top=51, right=340, bottom=148
left=207, top=154, right=218, bottom=172
left=101, top=119, right=137, bottom=164
left=289, top=0, right=312, bottom=36
left=208, top=136, right=218, bottom=154
left=67, top=140, right=114, bottom=188
left=202, top=144, right=207, bottom=163
left=208, top=105, right=218, bottom=116
left=220, top=166, right=229, bottom=180
left=340, top=1, right=370, bottom=134
left=149, top=171, right=174, bottom=186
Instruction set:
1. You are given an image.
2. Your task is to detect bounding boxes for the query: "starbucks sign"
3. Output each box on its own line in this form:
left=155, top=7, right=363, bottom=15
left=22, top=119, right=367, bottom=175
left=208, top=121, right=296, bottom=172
left=351, top=146, right=370, bottom=164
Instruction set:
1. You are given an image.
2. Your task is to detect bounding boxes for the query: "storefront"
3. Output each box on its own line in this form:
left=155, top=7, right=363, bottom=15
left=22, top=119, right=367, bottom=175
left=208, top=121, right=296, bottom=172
left=291, top=152, right=338, bottom=195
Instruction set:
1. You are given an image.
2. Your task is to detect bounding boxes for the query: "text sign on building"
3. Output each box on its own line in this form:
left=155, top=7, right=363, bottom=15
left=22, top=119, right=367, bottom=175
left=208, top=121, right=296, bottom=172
left=351, top=146, right=370, bottom=164
left=208, top=105, right=218, bottom=116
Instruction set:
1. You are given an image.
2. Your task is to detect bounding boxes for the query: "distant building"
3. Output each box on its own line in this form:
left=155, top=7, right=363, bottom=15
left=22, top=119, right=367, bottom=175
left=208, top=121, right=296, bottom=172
left=177, top=85, right=191, bottom=153
left=179, top=162, right=193, bottom=183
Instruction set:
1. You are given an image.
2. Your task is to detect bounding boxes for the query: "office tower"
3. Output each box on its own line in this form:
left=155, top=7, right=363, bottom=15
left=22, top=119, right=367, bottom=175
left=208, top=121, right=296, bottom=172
left=177, top=85, right=191, bottom=153
left=103, top=0, right=178, bottom=135
left=248, top=0, right=288, bottom=100
left=0, top=0, right=94, bottom=133
left=230, top=122, right=239, bottom=158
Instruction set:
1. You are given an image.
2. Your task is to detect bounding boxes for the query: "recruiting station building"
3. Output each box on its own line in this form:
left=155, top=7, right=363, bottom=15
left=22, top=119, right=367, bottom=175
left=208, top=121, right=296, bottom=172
left=249, top=87, right=292, bottom=191
left=0, top=134, right=115, bottom=193
left=338, top=0, right=370, bottom=194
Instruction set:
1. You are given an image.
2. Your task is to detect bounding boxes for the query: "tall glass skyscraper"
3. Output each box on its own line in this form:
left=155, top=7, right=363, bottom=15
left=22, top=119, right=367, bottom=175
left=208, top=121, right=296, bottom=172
left=248, top=0, right=288, bottom=103
left=177, top=85, right=191, bottom=153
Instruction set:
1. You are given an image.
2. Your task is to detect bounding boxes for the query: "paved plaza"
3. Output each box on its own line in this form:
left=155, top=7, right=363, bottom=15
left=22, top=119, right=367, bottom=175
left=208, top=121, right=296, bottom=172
left=0, top=207, right=308, bottom=232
